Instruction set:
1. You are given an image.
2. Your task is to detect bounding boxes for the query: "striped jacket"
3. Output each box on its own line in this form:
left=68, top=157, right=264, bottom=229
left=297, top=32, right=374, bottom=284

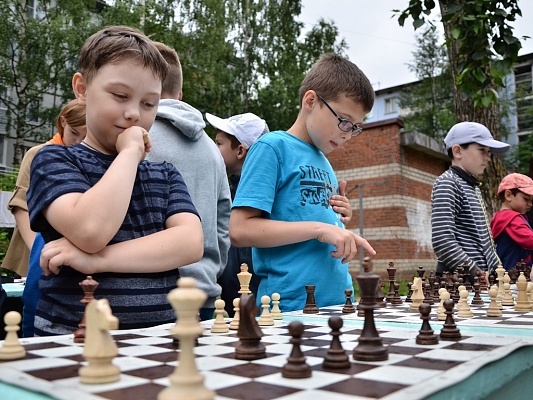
left=431, top=167, right=500, bottom=275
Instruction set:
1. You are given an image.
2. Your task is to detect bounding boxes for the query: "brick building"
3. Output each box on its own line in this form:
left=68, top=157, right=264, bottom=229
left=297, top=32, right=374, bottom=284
left=327, top=118, right=449, bottom=280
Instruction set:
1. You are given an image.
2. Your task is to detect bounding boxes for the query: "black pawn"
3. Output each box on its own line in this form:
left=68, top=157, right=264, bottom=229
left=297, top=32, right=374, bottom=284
left=342, top=289, right=356, bottom=314
left=303, top=285, right=319, bottom=314
left=282, top=321, right=312, bottom=378
left=439, top=299, right=461, bottom=340
left=423, top=283, right=434, bottom=305
left=470, top=278, right=484, bottom=305
left=323, top=316, right=350, bottom=369
left=405, top=282, right=413, bottom=303
left=416, top=303, right=439, bottom=345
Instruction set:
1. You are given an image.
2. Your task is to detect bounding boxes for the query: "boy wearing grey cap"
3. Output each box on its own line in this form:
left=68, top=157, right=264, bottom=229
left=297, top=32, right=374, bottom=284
left=432, top=121, right=510, bottom=280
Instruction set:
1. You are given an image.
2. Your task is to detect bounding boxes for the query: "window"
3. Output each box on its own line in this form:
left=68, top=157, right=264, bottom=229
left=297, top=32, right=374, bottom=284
left=515, top=64, right=533, bottom=133
left=26, top=0, right=44, bottom=20
left=384, top=97, right=399, bottom=115
left=26, top=99, right=40, bottom=124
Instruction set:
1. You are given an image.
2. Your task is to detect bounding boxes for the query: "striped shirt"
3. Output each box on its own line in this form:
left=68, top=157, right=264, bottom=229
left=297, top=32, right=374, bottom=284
left=27, top=144, right=199, bottom=336
left=431, top=167, right=500, bottom=275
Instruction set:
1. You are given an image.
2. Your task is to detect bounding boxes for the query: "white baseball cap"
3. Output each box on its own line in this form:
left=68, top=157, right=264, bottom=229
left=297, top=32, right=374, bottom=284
left=206, top=112, right=269, bottom=149
left=443, top=121, right=510, bottom=155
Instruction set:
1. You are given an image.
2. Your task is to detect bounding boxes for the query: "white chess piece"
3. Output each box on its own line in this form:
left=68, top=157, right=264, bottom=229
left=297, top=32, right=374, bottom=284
left=258, top=295, right=274, bottom=326
left=237, top=263, right=252, bottom=295
left=0, top=311, right=25, bottom=360
left=229, top=298, right=240, bottom=330
left=211, top=299, right=229, bottom=333
left=159, top=277, right=215, bottom=400
left=438, top=290, right=450, bottom=321
left=487, top=285, right=502, bottom=317
left=457, top=289, right=473, bottom=318
left=501, top=272, right=515, bottom=306
left=79, top=299, right=120, bottom=383
left=514, top=272, right=532, bottom=311
left=271, top=293, right=283, bottom=320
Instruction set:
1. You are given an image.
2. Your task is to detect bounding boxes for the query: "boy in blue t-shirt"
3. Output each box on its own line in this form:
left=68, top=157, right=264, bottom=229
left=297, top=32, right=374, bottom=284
left=229, top=53, right=376, bottom=312
left=27, top=26, right=203, bottom=336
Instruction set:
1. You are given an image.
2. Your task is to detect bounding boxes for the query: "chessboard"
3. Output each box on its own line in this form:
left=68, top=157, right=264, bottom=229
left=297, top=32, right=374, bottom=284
left=2, top=317, right=533, bottom=400
left=286, top=301, right=533, bottom=333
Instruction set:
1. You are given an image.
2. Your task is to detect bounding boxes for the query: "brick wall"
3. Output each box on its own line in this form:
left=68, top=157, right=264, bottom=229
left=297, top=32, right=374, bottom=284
left=327, top=119, right=449, bottom=281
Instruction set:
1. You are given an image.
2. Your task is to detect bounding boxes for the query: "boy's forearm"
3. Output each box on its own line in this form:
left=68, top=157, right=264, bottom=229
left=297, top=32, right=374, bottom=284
left=230, top=217, right=321, bottom=248
left=94, top=216, right=203, bottom=273
left=45, top=149, right=141, bottom=253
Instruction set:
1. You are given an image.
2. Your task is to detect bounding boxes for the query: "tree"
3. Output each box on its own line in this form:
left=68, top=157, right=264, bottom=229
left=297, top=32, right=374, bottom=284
left=0, top=0, right=95, bottom=165
left=0, top=0, right=348, bottom=162
left=399, top=25, right=455, bottom=138
left=396, top=0, right=525, bottom=216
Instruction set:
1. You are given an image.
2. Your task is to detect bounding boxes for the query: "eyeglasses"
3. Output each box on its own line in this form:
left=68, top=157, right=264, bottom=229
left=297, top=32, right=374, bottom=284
left=316, top=94, right=364, bottom=138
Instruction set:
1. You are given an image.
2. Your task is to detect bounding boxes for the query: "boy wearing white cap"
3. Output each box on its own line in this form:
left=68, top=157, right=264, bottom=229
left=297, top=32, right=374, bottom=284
left=491, top=173, right=533, bottom=271
left=432, top=121, right=511, bottom=280
left=208, top=112, right=269, bottom=316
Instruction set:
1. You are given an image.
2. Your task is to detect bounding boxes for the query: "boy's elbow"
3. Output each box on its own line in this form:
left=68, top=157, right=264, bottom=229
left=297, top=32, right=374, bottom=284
left=184, top=227, right=204, bottom=265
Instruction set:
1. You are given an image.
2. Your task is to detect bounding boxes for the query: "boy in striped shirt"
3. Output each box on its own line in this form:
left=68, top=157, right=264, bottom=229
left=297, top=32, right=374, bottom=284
left=432, top=122, right=510, bottom=281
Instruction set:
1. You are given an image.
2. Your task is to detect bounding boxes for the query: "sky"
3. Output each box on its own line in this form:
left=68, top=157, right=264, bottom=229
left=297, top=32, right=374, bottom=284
left=299, top=0, right=533, bottom=90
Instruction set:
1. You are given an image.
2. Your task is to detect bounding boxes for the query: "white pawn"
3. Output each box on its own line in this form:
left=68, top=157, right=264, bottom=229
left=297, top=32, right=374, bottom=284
left=229, top=298, right=240, bottom=330
left=501, top=272, right=515, bottom=306
left=437, top=288, right=448, bottom=316
left=271, top=293, right=283, bottom=320
left=487, top=285, right=502, bottom=317
left=456, top=285, right=467, bottom=311
left=0, top=311, right=25, bottom=360
left=258, top=295, right=274, bottom=326
left=211, top=299, right=229, bottom=333
left=457, top=289, right=473, bottom=318
left=438, top=290, right=450, bottom=321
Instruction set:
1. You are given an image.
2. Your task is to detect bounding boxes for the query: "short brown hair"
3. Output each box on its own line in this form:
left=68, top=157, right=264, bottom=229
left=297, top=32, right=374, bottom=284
left=78, top=26, right=168, bottom=85
left=153, top=42, right=183, bottom=99
left=56, top=99, right=86, bottom=137
left=299, top=53, right=374, bottom=112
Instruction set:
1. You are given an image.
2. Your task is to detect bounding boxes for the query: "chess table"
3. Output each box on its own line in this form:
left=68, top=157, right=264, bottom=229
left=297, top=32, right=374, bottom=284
left=2, top=294, right=533, bottom=400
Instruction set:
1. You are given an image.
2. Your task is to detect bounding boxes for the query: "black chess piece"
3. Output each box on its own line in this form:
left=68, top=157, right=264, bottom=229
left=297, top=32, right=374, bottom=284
left=417, top=265, right=425, bottom=279
left=385, top=262, right=396, bottom=303
left=74, top=276, right=99, bottom=343
left=390, top=282, right=403, bottom=305
left=439, top=299, right=462, bottom=340
left=303, top=285, right=319, bottom=314
left=423, top=283, right=434, bottom=305
left=235, top=294, right=266, bottom=360
left=352, top=272, right=388, bottom=362
left=342, top=289, right=356, bottom=314
left=471, top=278, right=484, bottom=305
left=323, top=316, right=350, bottom=369
left=282, top=321, right=312, bottom=378
left=405, top=282, right=413, bottom=303
left=416, top=303, right=439, bottom=345
left=375, top=279, right=386, bottom=308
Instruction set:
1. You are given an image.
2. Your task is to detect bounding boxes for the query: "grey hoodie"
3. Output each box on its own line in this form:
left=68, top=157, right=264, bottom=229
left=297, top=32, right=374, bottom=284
left=147, top=99, right=231, bottom=308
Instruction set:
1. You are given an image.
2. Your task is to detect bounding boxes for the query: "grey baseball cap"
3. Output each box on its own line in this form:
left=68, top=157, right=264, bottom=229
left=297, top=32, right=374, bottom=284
left=443, top=122, right=510, bottom=155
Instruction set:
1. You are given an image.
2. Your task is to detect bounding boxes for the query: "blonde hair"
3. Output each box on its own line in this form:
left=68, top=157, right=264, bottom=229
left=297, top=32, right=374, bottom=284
left=56, top=100, right=86, bottom=137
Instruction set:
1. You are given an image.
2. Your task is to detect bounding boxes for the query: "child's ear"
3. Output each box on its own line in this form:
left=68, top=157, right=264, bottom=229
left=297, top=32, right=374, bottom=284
left=301, top=90, right=319, bottom=111
left=504, top=189, right=514, bottom=202
left=72, top=72, right=88, bottom=105
left=236, top=144, right=248, bottom=160
left=451, top=144, right=462, bottom=159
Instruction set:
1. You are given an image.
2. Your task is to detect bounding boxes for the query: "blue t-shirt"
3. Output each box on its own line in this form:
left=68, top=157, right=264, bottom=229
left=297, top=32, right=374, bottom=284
left=232, top=131, right=351, bottom=312
left=27, top=144, right=199, bottom=336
